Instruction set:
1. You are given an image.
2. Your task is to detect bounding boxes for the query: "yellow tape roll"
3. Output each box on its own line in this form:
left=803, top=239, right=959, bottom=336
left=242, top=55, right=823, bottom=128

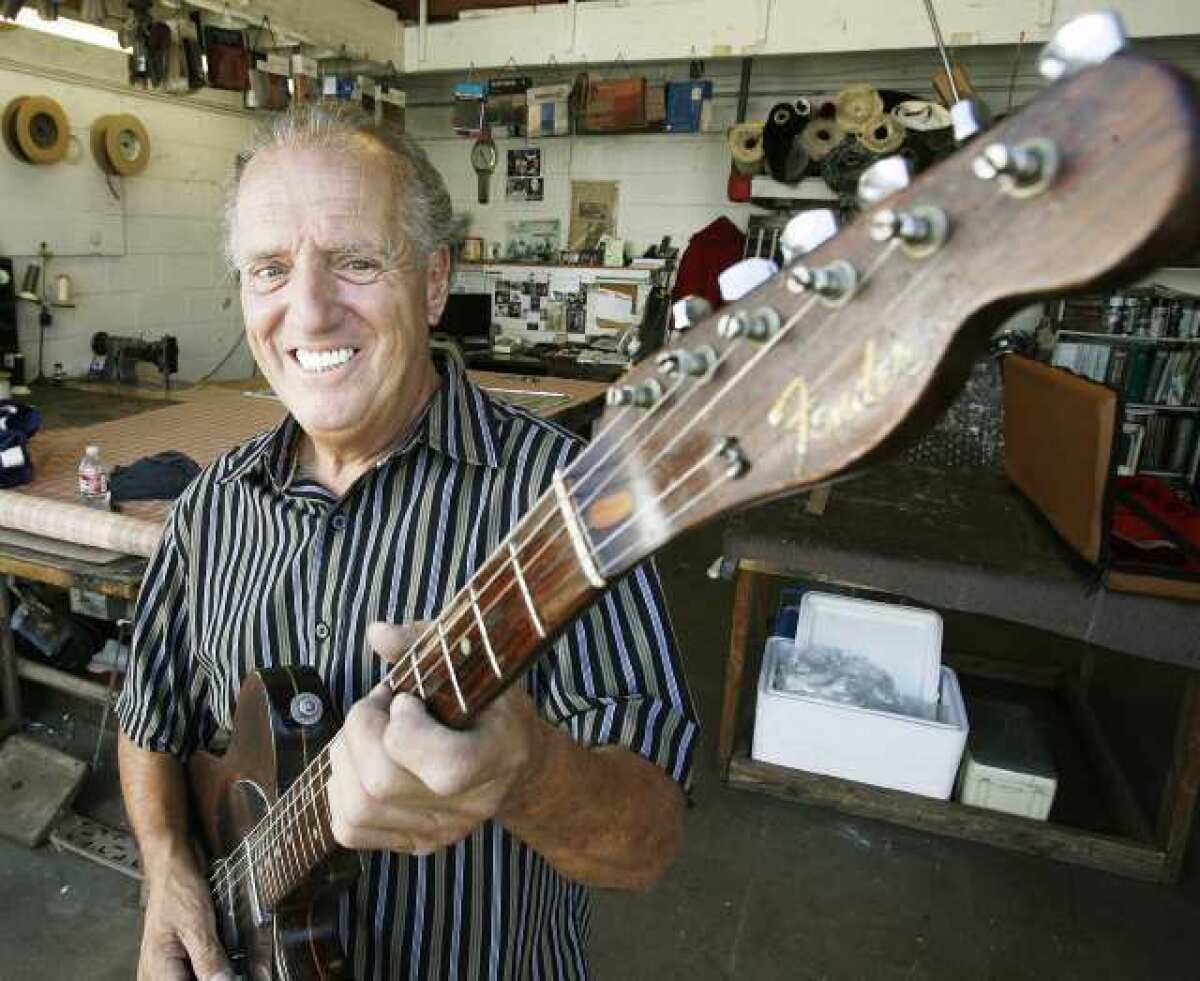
left=860, top=113, right=905, bottom=155
left=728, top=121, right=765, bottom=175
left=15, top=95, right=70, bottom=165
left=91, top=113, right=151, bottom=177
left=834, top=84, right=884, bottom=135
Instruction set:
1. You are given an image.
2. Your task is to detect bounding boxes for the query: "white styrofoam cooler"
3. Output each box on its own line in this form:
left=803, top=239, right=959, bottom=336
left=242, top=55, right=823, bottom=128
left=958, top=751, right=1057, bottom=819
left=752, top=636, right=969, bottom=799
left=794, top=592, right=943, bottom=716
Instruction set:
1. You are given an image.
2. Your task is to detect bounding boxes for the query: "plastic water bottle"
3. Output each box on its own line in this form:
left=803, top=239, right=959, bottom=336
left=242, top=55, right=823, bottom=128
left=78, top=444, right=111, bottom=510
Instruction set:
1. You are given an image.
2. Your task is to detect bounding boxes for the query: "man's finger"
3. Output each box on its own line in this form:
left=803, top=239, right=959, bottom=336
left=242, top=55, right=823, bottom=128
left=367, top=621, right=434, bottom=664
left=178, top=926, right=231, bottom=981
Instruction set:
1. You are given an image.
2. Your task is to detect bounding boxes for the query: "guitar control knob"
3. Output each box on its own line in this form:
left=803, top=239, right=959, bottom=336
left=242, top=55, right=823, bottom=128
left=656, top=345, right=717, bottom=379
left=718, top=307, right=781, bottom=342
left=671, top=295, right=712, bottom=331
left=717, top=436, right=750, bottom=479
left=290, top=692, right=324, bottom=726
left=785, top=260, right=858, bottom=302
left=1039, top=11, right=1127, bottom=81
left=780, top=209, right=839, bottom=263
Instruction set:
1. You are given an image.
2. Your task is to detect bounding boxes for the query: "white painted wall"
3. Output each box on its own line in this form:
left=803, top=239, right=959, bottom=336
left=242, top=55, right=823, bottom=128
left=0, top=28, right=258, bottom=382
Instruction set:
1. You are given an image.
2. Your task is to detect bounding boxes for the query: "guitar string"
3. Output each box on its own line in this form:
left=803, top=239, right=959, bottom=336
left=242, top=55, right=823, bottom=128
left=209, top=241, right=908, bottom=901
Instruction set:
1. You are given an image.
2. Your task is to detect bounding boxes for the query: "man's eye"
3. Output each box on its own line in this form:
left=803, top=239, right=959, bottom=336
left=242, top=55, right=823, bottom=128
left=250, top=264, right=287, bottom=283
left=336, top=256, right=383, bottom=277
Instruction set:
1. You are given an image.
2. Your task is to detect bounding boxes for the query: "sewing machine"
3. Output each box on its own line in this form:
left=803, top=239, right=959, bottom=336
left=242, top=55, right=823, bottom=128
left=89, top=332, right=179, bottom=389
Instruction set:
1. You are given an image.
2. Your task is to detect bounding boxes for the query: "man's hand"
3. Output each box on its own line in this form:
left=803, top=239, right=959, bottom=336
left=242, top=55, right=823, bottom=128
left=327, top=621, right=548, bottom=854
left=137, top=847, right=232, bottom=981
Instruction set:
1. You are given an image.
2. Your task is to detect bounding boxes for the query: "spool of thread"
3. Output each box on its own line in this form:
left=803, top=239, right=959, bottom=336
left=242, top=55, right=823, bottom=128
left=728, top=122, right=765, bottom=175
left=54, top=273, right=72, bottom=306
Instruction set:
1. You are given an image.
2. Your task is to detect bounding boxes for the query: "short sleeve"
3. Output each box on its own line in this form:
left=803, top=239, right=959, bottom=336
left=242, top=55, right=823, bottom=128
left=115, top=501, right=213, bottom=758
left=535, top=559, right=699, bottom=792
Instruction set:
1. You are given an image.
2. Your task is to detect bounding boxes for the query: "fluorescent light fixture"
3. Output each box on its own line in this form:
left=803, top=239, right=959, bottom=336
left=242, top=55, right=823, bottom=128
left=9, top=7, right=130, bottom=53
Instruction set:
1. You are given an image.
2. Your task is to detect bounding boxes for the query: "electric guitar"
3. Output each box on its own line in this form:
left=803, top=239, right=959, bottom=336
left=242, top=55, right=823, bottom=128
left=187, top=26, right=1200, bottom=979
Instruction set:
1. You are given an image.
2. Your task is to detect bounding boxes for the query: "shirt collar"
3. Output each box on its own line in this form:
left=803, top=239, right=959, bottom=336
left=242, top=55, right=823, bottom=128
left=218, top=360, right=502, bottom=490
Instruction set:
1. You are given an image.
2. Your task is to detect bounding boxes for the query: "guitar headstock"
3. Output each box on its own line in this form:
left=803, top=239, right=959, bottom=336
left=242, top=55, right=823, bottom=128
left=567, top=39, right=1200, bottom=581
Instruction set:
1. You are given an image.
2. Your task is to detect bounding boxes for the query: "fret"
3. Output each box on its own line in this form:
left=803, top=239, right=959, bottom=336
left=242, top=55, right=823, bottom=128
left=507, top=540, right=546, bottom=638
left=468, top=584, right=503, bottom=679
left=552, top=470, right=607, bottom=589
left=436, top=620, right=468, bottom=713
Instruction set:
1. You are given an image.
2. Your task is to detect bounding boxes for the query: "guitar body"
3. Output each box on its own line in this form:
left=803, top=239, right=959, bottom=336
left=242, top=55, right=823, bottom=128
left=188, top=668, right=359, bottom=980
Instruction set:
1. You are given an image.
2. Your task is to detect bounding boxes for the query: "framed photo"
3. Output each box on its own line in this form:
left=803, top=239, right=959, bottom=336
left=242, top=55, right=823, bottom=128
left=507, top=147, right=541, bottom=177
left=1116, top=421, right=1145, bottom=476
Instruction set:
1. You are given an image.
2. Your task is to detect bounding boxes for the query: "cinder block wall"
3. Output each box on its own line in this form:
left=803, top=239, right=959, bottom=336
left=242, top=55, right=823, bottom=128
left=0, top=28, right=258, bottom=383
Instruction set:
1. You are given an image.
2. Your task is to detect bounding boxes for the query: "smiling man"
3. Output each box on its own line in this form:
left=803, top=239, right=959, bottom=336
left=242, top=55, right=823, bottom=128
left=115, top=106, right=698, bottom=980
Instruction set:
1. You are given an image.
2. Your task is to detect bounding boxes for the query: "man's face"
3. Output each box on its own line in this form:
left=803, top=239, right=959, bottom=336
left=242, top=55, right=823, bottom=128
left=234, top=144, right=449, bottom=452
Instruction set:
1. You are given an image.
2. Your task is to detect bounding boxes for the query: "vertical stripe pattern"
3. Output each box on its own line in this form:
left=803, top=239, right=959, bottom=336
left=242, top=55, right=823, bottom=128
left=116, top=362, right=698, bottom=980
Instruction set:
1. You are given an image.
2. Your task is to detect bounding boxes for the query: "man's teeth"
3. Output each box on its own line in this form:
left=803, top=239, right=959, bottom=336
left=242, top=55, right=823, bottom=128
left=294, top=347, right=357, bottom=373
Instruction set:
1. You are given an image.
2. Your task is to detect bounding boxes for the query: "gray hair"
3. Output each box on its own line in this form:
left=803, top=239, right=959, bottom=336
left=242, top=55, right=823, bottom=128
left=222, top=103, right=459, bottom=270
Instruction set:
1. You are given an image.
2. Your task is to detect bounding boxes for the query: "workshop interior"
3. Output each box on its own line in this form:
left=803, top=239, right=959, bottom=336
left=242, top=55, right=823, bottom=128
left=1, top=1, right=1199, bottom=978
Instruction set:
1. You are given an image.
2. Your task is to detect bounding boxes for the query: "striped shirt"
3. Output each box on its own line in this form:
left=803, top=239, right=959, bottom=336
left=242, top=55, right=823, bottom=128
left=116, top=361, right=698, bottom=980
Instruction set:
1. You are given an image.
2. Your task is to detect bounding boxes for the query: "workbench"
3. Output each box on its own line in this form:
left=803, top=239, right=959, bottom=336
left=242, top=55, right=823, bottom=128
left=718, top=463, right=1199, bottom=884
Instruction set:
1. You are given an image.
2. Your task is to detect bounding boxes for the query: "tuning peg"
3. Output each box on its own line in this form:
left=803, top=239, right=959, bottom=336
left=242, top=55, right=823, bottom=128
left=656, top=345, right=718, bottom=379
left=785, top=260, right=858, bottom=303
left=606, top=380, right=662, bottom=408
left=780, top=209, right=839, bottom=263
left=671, top=295, right=712, bottom=331
left=1039, top=11, right=1127, bottom=81
left=856, top=157, right=910, bottom=207
left=717, top=306, right=781, bottom=342
left=971, top=139, right=1058, bottom=197
left=950, top=98, right=988, bottom=143
left=718, top=258, right=778, bottom=303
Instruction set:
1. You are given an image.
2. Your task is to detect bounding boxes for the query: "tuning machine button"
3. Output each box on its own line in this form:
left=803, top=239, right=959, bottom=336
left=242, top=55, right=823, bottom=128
left=717, top=306, right=781, bottom=342
left=672, top=295, right=712, bottom=331
left=856, top=156, right=911, bottom=207
left=972, top=139, right=1059, bottom=198
left=780, top=209, right=839, bottom=263
left=1039, top=11, right=1127, bottom=81
left=950, top=98, right=988, bottom=144
left=717, top=258, right=778, bottom=302
left=785, top=260, right=858, bottom=305
left=869, top=205, right=949, bottom=258
left=656, top=344, right=718, bottom=379
left=606, top=380, right=662, bottom=408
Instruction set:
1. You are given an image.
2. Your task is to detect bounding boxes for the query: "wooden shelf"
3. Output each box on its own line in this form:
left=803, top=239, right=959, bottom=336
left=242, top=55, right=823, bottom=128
left=1125, top=403, right=1200, bottom=413
left=1058, top=331, right=1200, bottom=345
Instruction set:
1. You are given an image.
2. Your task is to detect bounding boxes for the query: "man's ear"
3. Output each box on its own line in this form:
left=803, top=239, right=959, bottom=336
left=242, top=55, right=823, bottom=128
left=425, top=246, right=451, bottom=326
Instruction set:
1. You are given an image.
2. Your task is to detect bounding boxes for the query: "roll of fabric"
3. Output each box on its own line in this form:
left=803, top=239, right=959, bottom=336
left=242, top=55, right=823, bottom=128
left=799, top=117, right=846, bottom=162
left=834, top=84, right=884, bottom=135
left=763, top=101, right=804, bottom=182
left=728, top=121, right=765, bottom=175
left=0, top=490, right=162, bottom=557
left=860, top=112, right=906, bottom=154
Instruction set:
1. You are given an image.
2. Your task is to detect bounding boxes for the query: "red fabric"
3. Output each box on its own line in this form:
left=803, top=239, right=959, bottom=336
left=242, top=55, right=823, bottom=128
left=1110, top=476, right=1200, bottom=571
left=671, top=217, right=745, bottom=311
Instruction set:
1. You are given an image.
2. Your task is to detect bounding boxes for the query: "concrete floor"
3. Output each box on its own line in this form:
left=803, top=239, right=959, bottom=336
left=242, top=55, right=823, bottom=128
left=1, top=520, right=1198, bottom=979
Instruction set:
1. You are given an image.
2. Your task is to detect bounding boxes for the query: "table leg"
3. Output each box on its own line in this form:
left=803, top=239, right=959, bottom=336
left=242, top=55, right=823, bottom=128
left=0, top=576, right=21, bottom=737
left=1157, top=675, right=1200, bottom=883
left=717, top=566, right=761, bottom=774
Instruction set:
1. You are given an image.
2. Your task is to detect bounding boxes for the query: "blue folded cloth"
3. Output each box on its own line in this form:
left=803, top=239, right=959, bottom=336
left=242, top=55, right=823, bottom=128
left=111, top=450, right=201, bottom=502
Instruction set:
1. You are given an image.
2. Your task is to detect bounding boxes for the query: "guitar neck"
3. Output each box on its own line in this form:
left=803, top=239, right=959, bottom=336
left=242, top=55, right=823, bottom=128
left=235, top=484, right=604, bottom=911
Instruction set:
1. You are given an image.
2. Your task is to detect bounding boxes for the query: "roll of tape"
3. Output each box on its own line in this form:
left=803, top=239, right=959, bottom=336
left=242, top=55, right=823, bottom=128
left=2, top=97, right=30, bottom=162
left=799, top=118, right=845, bottom=162
left=834, top=84, right=884, bottom=135
left=102, top=113, right=151, bottom=176
left=15, top=95, right=69, bottom=165
left=860, top=113, right=905, bottom=155
left=728, top=122, right=765, bottom=175
left=89, top=114, right=115, bottom=171
left=892, top=100, right=952, bottom=132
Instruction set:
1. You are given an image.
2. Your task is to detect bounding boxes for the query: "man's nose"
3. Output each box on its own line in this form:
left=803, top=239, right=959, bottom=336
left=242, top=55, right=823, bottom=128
left=285, top=260, right=338, bottom=334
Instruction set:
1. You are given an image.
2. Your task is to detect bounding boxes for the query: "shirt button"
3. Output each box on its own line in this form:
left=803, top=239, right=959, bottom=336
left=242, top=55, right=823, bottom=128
left=330, top=514, right=348, bottom=531
left=315, top=621, right=330, bottom=641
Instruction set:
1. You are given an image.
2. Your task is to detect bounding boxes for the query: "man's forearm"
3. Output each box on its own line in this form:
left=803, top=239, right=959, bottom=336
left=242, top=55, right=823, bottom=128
left=497, top=720, right=687, bottom=890
left=117, top=732, right=199, bottom=883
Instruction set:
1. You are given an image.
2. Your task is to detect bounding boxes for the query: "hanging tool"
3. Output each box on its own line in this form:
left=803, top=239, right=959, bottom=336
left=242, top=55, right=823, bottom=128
left=919, top=0, right=988, bottom=141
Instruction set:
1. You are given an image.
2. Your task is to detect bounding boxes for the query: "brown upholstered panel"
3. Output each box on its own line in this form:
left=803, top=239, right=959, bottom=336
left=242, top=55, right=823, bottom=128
left=1002, top=355, right=1116, bottom=564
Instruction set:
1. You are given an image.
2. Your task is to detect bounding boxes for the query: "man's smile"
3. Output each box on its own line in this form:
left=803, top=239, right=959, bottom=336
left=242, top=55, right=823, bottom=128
left=290, top=346, right=361, bottom=374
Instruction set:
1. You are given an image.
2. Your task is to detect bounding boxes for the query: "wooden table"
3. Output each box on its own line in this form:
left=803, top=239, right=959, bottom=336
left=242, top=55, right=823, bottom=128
left=718, top=463, right=1199, bottom=884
